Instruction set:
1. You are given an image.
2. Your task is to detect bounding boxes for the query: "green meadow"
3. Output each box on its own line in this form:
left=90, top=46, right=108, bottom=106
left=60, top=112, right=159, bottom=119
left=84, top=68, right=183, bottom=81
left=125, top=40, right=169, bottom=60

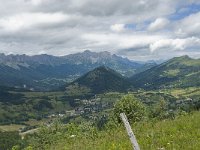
left=23, top=111, right=200, bottom=150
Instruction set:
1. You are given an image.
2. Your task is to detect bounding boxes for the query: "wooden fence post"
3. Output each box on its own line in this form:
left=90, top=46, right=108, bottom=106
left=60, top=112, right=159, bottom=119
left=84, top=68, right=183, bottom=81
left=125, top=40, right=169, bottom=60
left=120, top=113, right=140, bottom=150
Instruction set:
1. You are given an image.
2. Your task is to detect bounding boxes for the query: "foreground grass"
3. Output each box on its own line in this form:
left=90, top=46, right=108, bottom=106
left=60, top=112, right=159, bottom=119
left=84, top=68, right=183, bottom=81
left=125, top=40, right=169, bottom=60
left=50, top=112, right=200, bottom=150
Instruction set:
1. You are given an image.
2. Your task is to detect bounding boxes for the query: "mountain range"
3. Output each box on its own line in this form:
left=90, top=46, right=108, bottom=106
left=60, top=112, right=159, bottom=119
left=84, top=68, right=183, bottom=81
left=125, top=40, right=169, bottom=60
left=65, top=55, right=200, bottom=94
left=0, top=50, right=199, bottom=93
left=0, top=50, right=155, bottom=91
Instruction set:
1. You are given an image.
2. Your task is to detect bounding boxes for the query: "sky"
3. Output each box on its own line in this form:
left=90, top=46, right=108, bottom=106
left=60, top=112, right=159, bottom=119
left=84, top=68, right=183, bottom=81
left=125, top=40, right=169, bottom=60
left=0, top=0, right=200, bottom=61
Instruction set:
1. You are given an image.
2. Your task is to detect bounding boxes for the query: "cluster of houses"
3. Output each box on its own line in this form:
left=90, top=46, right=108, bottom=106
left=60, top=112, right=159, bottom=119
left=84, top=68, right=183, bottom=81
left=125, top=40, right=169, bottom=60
left=48, top=96, right=112, bottom=119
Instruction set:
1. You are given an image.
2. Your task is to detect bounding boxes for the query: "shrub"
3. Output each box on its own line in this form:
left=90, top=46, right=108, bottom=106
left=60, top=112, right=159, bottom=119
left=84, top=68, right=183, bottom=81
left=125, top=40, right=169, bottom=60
left=0, top=131, right=22, bottom=150
left=114, top=94, right=146, bottom=123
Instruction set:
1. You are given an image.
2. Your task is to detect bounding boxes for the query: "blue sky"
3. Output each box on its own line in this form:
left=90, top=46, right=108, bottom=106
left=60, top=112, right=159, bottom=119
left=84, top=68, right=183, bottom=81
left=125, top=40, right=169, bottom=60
left=170, top=3, right=200, bottom=20
left=0, top=0, right=200, bottom=61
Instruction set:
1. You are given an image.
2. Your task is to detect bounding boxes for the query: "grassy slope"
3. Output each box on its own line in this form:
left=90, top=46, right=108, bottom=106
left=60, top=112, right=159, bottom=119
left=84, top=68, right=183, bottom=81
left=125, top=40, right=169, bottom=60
left=161, top=87, right=200, bottom=98
left=53, top=112, right=200, bottom=150
left=0, top=91, right=71, bottom=125
left=0, top=124, right=24, bottom=132
left=130, top=56, right=200, bottom=89
left=67, top=66, right=131, bottom=94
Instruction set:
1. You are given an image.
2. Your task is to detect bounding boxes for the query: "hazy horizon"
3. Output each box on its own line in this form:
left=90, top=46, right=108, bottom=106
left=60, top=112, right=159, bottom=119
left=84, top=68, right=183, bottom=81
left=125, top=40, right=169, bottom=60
left=1, top=49, right=200, bottom=62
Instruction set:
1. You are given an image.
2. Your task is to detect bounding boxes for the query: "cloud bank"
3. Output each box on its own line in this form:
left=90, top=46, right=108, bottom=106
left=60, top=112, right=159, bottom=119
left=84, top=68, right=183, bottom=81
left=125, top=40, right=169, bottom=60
left=0, top=0, right=199, bottom=61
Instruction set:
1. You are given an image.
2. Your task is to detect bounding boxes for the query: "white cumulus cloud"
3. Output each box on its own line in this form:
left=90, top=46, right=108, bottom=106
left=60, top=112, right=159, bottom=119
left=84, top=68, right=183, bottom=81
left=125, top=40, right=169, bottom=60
left=110, top=24, right=125, bottom=32
left=82, top=33, right=163, bottom=51
left=150, top=37, right=200, bottom=52
left=0, top=12, right=68, bottom=32
left=175, top=12, right=200, bottom=37
left=148, top=18, right=170, bottom=31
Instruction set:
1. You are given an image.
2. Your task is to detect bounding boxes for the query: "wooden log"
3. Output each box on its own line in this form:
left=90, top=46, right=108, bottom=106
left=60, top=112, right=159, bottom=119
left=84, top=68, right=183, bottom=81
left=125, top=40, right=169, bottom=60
left=120, top=113, right=140, bottom=150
